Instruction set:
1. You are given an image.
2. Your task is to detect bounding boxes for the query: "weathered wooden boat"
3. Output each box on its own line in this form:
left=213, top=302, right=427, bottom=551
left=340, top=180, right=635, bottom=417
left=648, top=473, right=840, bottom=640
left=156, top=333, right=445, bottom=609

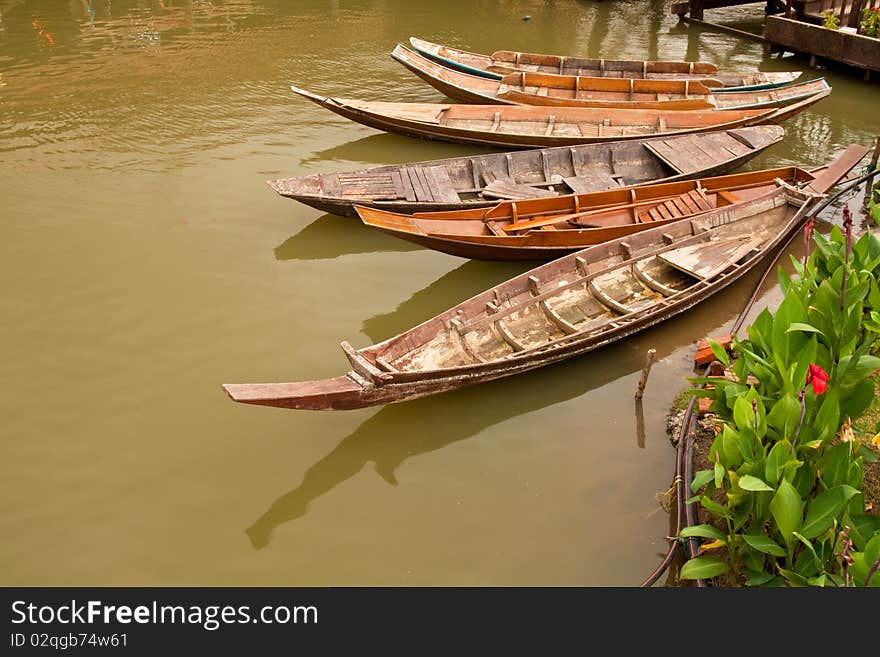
left=269, top=125, right=783, bottom=217
left=392, top=44, right=827, bottom=111
left=222, top=145, right=868, bottom=411
left=409, top=36, right=803, bottom=91
left=354, top=164, right=820, bottom=260
left=288, top=85, right=827, bottom=149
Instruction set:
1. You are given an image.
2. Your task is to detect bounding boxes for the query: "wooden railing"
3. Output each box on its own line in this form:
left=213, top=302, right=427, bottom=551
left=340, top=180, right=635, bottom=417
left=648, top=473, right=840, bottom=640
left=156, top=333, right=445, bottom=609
left=786, top=0, right=868, bottom=28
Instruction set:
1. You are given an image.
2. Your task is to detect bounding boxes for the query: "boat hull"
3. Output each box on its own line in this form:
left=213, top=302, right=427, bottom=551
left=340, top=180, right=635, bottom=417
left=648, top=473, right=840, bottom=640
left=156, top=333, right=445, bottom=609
left=222, top=211, right=803, bottom=410
left=408, top=37, right=803, bottom=91
left=289, top=86, right=827, bottom=149
left=270, top=126, right=784, bottom=217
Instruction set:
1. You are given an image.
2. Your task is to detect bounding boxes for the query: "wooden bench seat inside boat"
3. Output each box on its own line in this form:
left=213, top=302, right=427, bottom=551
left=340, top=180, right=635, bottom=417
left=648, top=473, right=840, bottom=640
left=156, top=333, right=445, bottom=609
left=341, top=165, right=462, bottom=203
left=658, top=236, right=757, bottom=279
left=482, top=178, right=559, bottom=200
left=563, top=170, right=622, bottom=193
left=642, top=131, right=755, bottom=175
left=636, top=187, right=713, bottom=223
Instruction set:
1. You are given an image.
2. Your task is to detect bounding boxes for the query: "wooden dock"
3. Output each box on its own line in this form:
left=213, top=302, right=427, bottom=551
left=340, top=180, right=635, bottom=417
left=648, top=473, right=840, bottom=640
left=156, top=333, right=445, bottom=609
left=671, top=0, right=880, bottom=81
left=765, top=1, right=880, bottom=79
left=671, top=0, right=783, bottom=20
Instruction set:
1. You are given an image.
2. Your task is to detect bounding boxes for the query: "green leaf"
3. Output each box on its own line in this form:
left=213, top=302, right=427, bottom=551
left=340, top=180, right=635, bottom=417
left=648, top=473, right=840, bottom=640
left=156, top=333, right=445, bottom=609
left=826, top=572, right=844, bottom=587
left=848, top=514, right=880, bottom=551
left=700, top=495, right=732, bottom=519
left=800, top=485, right=859, bottom=539
left=714, top=460, right=725, bottom=489
left=858, top=444, right=879, bottom=465
left=679, top=525, right=727, bottom=542
left=745, top=571, right=775, bottom=586
left=807, top=574, right=826, bottom=587
left=785, top=322, right=824, bottom=335
left=680, top=556, right=728, bottom=580
left=821, top=442, right=852, bottom=489
left=739, top=474, right=774, bottom=492
left=765, top=440, right=792, bottom=485
left=850, top=534, right=880, bottom=587
left=767, top=394, right=802, bottom=439
left=733, top=394, right=755, bottom=432
left=707, top=338, right=730, bottom=367
left=741, top=534, right=786, bottom=557
left=747, top=309, right=774, bottom=355
left=719, top=425, right=744, bottom=469
left=742, top=547, right=765, bottom=573
left=690, top=469, right=715, bottom=493
left=778, top=567, right=810, bottom=586
left=841, top=379, right=876, bottom=422
left=791, top=336, right=818, bottom=396
left=792, top=531, right=822, bottom=572
left=837, top=354, right=880, bottom=388
left=770, top=479, right=803, bottom=544
left=811, top=387, right=840, bottom=444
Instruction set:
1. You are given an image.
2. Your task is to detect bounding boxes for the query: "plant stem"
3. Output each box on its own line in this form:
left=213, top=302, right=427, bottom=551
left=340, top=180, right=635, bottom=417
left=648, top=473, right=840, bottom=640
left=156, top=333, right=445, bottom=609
left=790, top=389, right=807, bottom=454
left=841, top=206, right=852, bottom=312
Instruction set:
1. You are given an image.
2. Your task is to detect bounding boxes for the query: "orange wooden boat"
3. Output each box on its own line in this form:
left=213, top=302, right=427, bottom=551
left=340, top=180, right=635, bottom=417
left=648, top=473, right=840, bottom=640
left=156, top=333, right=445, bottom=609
left=391, top=44, right=828, bottom=111
left=269, top=126, right=783, bottom=217
left=289, top=85, right=827, bottom=148
left=409, top=37, right=803, bottom=91
left=222, top=146, right=868, bottom=411
left=354, top=165, right=820, bottom=260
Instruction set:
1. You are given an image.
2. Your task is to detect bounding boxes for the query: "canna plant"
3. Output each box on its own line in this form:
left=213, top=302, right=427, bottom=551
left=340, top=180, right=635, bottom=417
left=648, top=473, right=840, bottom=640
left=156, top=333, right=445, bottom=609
left=679, top=212, right=880, bottom=586
left=861, top=7, right=880, bottom=38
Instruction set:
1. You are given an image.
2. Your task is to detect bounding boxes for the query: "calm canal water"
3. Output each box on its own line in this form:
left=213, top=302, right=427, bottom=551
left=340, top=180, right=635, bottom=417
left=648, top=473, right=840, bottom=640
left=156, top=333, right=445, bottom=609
left=1, top=0, right=877, bottom=586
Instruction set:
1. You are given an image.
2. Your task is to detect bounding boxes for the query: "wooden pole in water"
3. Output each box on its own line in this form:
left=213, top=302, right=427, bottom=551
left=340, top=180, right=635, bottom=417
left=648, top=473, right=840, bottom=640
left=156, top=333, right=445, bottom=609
left=635, top=348, right=657, bottom=400
left=863, top=135, right=880, bottom=215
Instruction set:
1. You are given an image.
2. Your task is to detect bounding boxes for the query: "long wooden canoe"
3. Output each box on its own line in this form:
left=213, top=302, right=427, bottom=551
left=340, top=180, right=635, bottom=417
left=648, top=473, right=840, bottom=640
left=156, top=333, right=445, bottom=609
left=269, top=125, right=783, bottom=217
left=392, top=44, right=827, bottom=111
left=288, top=85, right=827, bottom=149
left=409, top=36, right=803, bottom=91
left=354, top=165, right=818, bottom=260
left=222, top=145, right=868, bottom=411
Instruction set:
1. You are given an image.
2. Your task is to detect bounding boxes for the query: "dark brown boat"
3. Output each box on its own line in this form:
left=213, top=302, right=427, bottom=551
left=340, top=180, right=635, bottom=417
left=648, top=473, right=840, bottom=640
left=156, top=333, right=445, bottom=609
left=409, top=37, right=803, bottom=91
left=269, top=125, right=784, bottom=217
left=222, top=145, right=868, bottom=411
left=354, top=165, right=818, bottom=261
left=288, top=85, right=827, bottom=149
left=392, top=44, right=828, bottom=111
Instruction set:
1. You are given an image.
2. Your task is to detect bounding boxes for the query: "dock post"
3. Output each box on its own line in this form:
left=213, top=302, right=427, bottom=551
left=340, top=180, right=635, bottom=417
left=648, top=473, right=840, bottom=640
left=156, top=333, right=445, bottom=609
left=635, top=348, right=657, bottom=400
left=689, top=0, right=704, bottom=20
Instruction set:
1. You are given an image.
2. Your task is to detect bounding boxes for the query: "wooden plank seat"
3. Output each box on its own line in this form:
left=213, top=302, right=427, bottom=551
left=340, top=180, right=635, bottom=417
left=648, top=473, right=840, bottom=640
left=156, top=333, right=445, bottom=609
left=338, top=172, right=402, bottom=199
left=637, top=187, right=713, bottom=223
left=563, top=170, right=623, bottom=194
left=482, top=179, right=560, bottom=200
left=402, top=165, right=460, bottom=204
left=658, top=237, right=757, bottom=280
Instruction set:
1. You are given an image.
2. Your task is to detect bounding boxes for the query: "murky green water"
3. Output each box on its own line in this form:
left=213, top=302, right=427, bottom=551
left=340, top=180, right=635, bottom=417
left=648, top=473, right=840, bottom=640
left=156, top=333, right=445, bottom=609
left=1, top=0, right=876, bottom=586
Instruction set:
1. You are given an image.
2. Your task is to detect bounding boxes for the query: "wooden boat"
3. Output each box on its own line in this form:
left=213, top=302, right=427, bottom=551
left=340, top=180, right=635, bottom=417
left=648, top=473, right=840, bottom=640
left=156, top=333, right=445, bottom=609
left=354, top=165, right=818, bottom=261
left=269, top=125, right=784, bottom=217
left=222, top=145, right=868, bottom=411
left=409, top=36, right=803, bottom=91
left=288, top=85, right=827, bottom=149
left=392, top=44, right=827, bottom=111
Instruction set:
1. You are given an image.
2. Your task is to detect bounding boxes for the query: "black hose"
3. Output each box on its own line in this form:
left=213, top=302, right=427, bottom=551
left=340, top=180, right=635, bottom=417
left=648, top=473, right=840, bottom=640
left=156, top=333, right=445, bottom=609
left=639, top=397, right=689, bottom=587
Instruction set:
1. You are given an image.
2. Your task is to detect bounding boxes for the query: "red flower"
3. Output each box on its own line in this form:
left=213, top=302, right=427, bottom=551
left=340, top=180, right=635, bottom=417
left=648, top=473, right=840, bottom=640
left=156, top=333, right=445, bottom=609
left=806, top=364, right=829, bottom=395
